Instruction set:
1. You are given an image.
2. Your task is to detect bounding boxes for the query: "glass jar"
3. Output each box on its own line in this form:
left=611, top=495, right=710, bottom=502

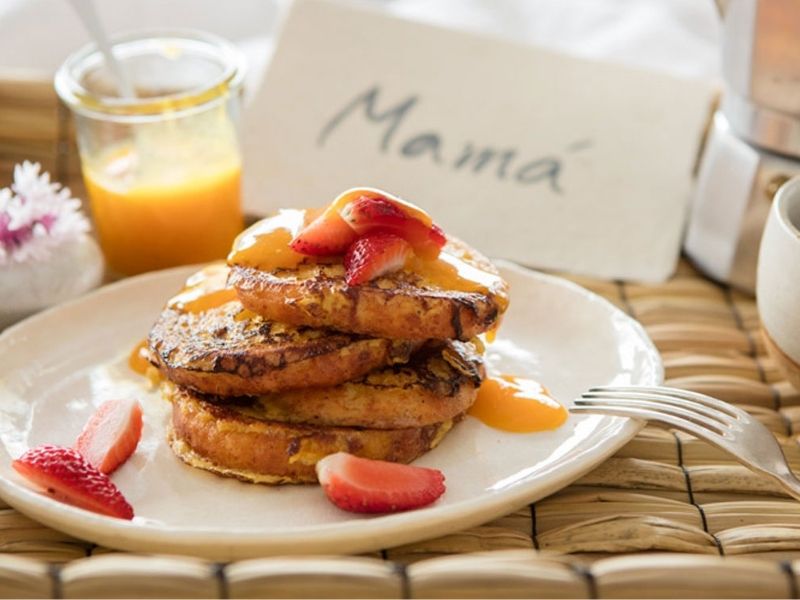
left=55, top=30, right=245, bottom=276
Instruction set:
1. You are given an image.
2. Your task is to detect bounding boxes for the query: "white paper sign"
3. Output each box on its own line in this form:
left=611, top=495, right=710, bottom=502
left=243, top=0, right=714, bottom=282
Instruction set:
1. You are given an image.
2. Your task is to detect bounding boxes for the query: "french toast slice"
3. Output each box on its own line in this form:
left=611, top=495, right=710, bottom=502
left=229, top=237, right=509, bottom=341
left=217, top=340, right=484, bottom=429
left=148, top=300, right=416, bottom=396
left=168, top=384, right=460, bottom=484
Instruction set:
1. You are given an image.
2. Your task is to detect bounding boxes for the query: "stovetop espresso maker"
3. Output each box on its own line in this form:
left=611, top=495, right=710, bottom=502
left=685, top=0, right=800, bottom=293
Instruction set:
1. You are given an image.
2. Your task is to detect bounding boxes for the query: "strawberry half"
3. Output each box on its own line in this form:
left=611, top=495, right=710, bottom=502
left=343, top=231, right=412, bottom=286
left=75, top=398, right=143, bottom=475
left=340, top=196, right=446, bottom=260
left=290, top=210, right=358, bottom=256
left=12, top=445, right=134, bottom=520
left=316, top=452, right=445, bottom=513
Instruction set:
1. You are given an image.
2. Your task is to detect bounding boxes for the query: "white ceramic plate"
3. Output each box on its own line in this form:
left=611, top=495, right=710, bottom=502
left=0, top=261, right=661, bottom=560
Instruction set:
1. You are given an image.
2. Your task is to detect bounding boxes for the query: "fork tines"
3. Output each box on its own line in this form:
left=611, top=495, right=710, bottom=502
left=572, top=385, right=748, bottom=437
left=587, top=386, right=740, bottom=416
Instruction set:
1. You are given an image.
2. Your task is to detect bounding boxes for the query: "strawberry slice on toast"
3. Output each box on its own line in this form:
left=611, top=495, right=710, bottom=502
left=290, top=191, right=446, bottom=262
left=290, top=209, right=358, bottom=256
left=341, top=196, right=446, bottom=260
left=343, top=231, right=413, bottom=286
left=316, top=452, right=446, bottom=513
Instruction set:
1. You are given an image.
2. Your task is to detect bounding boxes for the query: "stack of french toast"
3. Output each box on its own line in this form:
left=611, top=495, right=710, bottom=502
left=146, top=189, right=509, bottom=484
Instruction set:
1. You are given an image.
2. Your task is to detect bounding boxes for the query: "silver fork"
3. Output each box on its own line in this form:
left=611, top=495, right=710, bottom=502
left=571, top=385, right=800, bottom=501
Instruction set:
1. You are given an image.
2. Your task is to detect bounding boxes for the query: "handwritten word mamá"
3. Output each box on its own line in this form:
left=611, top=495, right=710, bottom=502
left=318, top=85, right=592, bottom=193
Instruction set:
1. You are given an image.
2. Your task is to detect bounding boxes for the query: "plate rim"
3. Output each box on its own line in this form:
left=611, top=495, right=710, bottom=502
left=0, top=260, right=662, bottom=558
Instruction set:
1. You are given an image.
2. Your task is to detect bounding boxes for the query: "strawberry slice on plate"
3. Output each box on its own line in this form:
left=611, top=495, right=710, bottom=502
left=290, top=209, right=358, bottom=256
left=75, top=398, right=143, bottom=475
left=340, top=195, right=446, bottom=260
left=316, top=452, right=446, bottom=513
left=343, top=231, right=412, bottom=286
left=12, top=445, right=134, bottom=520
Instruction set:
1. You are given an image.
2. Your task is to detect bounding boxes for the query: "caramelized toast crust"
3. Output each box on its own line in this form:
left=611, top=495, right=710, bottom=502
left=149, top=301, right=416, bottom=396
left=218, top=340, right=484, bottom=429
left=168, top=385, right=458, bottom=483
left=229, top=238, right=508, bottom=341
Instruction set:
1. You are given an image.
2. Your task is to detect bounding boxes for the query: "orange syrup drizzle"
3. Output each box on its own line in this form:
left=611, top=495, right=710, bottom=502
left=484, top=315, right=504, bottom=344
left=128, top=339, right=163, bottom=385
left=167, top=263, right=238, bottom=314
left=405, top=252, right=509, bottom=312
left=227, top=209, right=309, bottom=271
left=469, top=375, right=567, bottom=433
left=128, top=339, right=151, bottom=376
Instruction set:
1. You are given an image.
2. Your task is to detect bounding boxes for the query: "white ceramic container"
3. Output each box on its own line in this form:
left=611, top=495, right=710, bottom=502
left=757, top=176, right=800, bottom=389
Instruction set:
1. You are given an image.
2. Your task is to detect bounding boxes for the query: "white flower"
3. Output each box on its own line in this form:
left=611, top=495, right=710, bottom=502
left=0, top=161, right=90, bottom=265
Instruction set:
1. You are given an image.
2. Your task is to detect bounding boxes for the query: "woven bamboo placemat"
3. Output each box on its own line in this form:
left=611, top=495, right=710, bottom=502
left=2, top=71, right=800, bottom=598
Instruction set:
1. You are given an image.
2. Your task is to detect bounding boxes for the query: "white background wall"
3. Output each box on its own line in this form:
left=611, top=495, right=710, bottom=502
left=0, top=0, right=721, bottom=101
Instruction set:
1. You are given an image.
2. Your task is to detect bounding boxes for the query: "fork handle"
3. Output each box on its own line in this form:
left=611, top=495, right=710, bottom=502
left=774, top=472, right=800, bottom=502
left=571, top=404, right=800, bottom=502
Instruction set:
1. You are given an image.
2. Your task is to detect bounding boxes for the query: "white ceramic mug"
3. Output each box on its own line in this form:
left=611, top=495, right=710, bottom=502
left=757, top=176, right=800, bottom=390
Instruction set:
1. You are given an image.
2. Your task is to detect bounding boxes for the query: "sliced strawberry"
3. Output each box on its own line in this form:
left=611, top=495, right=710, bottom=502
left=330, top=188, right=433, bottom=225
left=290, top=209, right=358, bottom=256
left=316, top=452, right=445, bottom=513
left=75, top=398, right=143, bottom=475
left=343, top=231, right=412, bottom=286
left=340, top=196, right=446, bottom=260
left=12, top=445, right=134, bottom=520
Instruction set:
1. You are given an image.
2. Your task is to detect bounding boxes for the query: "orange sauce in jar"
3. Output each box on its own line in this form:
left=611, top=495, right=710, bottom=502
left=84, top=146, right=243, bottom=276
left=469, top=375, right=567, bottom=433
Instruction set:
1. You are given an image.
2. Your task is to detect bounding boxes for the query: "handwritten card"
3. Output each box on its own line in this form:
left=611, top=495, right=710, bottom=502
left=243, top=0, right=713, bottom=282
